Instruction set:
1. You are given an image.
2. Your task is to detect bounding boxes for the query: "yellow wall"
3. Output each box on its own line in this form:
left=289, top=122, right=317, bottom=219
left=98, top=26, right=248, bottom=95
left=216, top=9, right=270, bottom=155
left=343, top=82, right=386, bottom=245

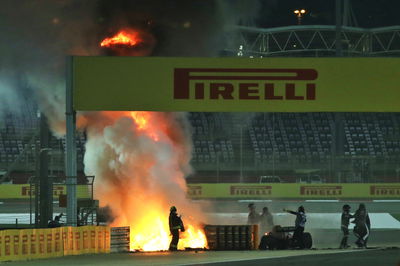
left=187, top=183, right=400, bottom=199
left=1, top=183, right=398, bottom=200
left=0, top=184, right=90, bottom=199
left=0, top=226, right=110, bottom=262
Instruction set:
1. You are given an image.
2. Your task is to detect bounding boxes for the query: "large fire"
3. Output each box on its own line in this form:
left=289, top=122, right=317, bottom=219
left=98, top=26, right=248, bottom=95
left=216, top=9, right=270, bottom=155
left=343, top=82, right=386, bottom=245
left=83, top=111, right=207, bottom=251
left=100, top=30, right=141, bottom=47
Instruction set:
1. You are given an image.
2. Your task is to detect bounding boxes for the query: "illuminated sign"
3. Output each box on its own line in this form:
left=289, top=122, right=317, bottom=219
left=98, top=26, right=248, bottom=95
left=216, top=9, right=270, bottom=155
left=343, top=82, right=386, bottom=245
left=370, top=185, right=400, bottom=195
left=173, top=68, right=317, bottom=100
left=187, top=185, right=202, bottom=196
left=230, top=185, right=272, bottom=196
left=72, top=57, right=400, bottom=112
left=300, top=185, right=342, bottom=196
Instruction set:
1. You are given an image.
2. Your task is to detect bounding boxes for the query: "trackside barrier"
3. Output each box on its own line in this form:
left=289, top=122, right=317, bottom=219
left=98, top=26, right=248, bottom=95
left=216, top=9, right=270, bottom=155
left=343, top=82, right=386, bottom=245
left=110, top=226, right=130, bottom=253
left=187, top=183, right=400, bottom=199
left=204, top=225, right=258, bottom=250
left=0, top=226, right=110, bottom=262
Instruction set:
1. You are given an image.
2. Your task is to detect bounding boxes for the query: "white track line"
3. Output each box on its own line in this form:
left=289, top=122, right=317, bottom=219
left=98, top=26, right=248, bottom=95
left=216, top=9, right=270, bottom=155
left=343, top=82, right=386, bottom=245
left=238, top=200, right=273, bottom=203
left=305, top=200, right=339, bottom=202
left=373, top=200, right=400, bottom=202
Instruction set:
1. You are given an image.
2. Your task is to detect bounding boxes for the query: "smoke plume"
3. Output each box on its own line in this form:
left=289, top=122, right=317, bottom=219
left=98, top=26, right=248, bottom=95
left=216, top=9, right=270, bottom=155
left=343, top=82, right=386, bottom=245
left=81, top=111, right=206, bottom=250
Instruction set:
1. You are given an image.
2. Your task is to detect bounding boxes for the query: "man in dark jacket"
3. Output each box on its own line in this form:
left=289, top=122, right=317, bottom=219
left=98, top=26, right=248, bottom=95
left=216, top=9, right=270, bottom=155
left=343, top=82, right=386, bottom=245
left=284, top=206, right=307, bottom=249
left=169, top=206, right=185, bottom=251
left=339, top=204, right=353, bottom=248
left=353, top=203, right=370, bottom=248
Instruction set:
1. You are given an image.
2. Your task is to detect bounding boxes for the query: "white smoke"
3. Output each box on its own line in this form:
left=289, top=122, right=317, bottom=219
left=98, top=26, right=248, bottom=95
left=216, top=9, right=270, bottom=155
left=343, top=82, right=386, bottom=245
left=82, top=111, right=207, bottom=250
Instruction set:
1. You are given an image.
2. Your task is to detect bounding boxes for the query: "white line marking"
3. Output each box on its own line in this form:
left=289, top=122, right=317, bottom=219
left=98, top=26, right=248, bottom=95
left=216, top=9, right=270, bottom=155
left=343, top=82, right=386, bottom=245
left=305, top=200, right=339, bottom=202
left=238, top=200, right=273, bottom=203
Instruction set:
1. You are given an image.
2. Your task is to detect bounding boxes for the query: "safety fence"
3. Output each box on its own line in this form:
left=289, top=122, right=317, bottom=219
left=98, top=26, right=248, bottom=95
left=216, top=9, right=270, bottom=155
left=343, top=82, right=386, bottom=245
left=110, top=226, right=130, bottom=253
left=0, top=226, right=110, bottom=262
left=187, top=183, right=400, bottom=199
left=204, top=225, right=258, bottom=250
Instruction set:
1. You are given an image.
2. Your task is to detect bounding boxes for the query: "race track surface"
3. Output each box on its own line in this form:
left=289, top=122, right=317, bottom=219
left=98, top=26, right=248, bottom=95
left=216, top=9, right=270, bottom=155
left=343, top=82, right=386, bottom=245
left=3, top=247, right=399, bottom=266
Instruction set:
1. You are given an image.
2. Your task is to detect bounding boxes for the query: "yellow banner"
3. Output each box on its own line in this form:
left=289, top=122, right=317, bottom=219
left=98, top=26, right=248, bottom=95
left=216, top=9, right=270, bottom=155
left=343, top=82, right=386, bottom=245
left=73, top=57, right=400, bottom=112
left=0, top=226, right=110, bottom=262
left=187, top=183, right=400, bottom=199
left=0, top=185, right=90, bottom=199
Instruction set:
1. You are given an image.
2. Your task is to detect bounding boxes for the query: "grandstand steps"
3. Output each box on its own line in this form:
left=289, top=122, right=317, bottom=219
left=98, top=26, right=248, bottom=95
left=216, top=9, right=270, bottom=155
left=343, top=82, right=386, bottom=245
left=229, top=114, right=254, bottom=165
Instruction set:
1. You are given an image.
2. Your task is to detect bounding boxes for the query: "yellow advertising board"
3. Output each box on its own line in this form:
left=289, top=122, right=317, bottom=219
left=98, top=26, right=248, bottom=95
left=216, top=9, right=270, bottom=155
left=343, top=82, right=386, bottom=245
left=72, top=57, right=400, bottom=112
left=1, top=184, right=399, bottom=199
left=0, top=226, right=110, bottom=262
left=0, top=184, right=91, bottom=199
left=187, top=183, right=400, bottom=199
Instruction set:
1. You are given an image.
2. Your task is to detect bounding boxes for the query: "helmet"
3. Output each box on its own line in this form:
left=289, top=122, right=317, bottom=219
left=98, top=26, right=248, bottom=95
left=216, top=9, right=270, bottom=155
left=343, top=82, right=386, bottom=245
left=342, top=204, right=351, bottom=211
left=170, top=206, right=177, bottom=212
left=298, top=206, right=305, bottom=212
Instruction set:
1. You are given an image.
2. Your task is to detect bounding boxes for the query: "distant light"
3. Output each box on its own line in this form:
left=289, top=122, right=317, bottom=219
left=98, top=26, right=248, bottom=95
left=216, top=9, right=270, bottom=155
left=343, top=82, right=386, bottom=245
left=294, top=9, right=307, bottom=15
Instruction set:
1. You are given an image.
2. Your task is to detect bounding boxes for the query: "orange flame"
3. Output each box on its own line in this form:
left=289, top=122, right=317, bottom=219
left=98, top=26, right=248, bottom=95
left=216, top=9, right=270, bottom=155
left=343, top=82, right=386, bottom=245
left=100, top=30, right=141, bottom=47
left=128, top=207, right=207, bottom=251
left=130, top=111, right=160, bottom=141
left=88, top=111, right=207, bottom=251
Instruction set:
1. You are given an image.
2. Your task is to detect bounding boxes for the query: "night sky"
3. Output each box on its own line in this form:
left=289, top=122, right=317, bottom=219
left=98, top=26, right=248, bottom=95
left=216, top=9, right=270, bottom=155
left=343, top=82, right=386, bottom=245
left=255, top=0, right=400, bottom=28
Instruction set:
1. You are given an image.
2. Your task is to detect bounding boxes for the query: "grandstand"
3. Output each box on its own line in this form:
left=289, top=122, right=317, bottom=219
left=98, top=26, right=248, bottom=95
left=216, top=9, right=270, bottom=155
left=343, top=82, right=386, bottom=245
left=1, top=106, right=400, bottom=184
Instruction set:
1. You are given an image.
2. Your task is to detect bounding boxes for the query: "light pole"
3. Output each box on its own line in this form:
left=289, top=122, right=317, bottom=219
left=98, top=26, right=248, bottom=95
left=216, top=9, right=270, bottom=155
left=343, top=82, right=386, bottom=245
left=294, top=9, right=306, bottom=25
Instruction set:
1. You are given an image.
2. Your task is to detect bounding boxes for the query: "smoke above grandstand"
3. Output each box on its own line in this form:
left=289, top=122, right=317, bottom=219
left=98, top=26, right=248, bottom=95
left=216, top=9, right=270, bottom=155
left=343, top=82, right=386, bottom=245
left=0, top=0, right=260, bottom=129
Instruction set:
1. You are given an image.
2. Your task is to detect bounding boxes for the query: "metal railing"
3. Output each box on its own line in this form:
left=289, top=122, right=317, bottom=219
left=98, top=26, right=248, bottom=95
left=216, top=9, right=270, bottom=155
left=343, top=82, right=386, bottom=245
left=224, top=25, right=400, bottom=57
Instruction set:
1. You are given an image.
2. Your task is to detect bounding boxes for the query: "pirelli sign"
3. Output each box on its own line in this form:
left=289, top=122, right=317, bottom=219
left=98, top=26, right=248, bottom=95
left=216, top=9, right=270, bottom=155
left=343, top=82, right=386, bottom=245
left=72, top=57, right=400, bottom=112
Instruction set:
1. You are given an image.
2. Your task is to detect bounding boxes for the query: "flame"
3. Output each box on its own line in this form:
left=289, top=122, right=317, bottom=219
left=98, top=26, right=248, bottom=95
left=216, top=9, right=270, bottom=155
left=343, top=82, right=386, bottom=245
left=128, top=207, right=207, bottom=251
left=84, top=111, right=207, bottom=251
left=100, top=30, right=141, bottom=47
left=130, top=111, right=159, bottom=141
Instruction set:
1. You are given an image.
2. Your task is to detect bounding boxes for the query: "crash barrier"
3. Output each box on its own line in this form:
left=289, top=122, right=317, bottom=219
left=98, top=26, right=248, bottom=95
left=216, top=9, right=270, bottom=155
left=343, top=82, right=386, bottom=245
left=1, top=183, right=399, bottom=200
left=0, top=226, right=110, bottom=262
left=0, top=184, right=91, bottom=199
left=187, top=183, right=400, bottom=199
left=110, top=226, right=130, bottom=252
left=204, top=225, right=258, bottom=250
